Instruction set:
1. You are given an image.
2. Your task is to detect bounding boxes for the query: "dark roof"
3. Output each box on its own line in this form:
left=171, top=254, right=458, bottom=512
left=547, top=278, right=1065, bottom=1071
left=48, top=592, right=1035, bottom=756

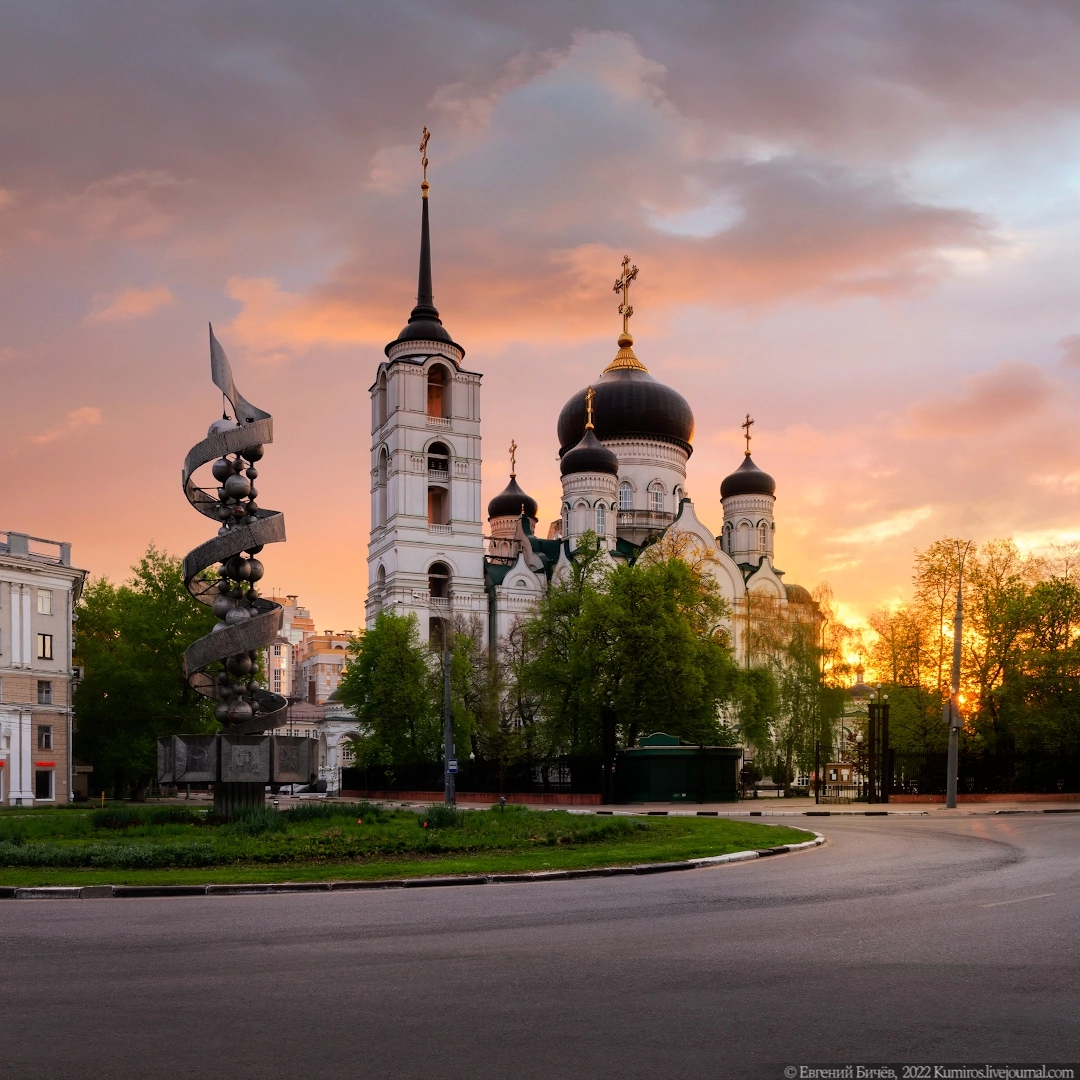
left=385, top=195, right=465, bottom=358
left=785, top=583, right=814, bottom=605
left=488, top=475, right=538, bottom=520
left=557, top=367, right=694, bottom=456
left=559, top=428, right=619, bottom=477
left=721, top=454, right=776, bottom=498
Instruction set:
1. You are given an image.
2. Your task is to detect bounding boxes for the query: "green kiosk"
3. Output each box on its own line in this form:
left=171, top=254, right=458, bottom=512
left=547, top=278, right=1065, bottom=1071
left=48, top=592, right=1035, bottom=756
left=614, top=732, right=742, bottom=804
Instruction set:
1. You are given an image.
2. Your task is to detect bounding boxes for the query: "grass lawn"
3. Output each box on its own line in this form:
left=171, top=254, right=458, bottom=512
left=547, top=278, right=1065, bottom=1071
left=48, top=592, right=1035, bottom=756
left=0, top=802, right=815, bottom=887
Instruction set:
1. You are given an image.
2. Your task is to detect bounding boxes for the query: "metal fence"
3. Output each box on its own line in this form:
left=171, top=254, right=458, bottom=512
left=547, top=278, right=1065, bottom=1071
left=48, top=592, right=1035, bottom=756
left=341, top=755, right=604, bottom=796
left=891, top=752, right=1080, bottom=796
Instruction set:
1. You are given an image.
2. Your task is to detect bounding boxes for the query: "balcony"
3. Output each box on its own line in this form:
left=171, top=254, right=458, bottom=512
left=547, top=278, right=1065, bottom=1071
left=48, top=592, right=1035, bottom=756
left=428, top=523, right=453, bottom=535
left=426, top=415, right=452, bottom=428
left=427, top=469, right=450, bottom=483
left=617, top=509, right=674, bottom=545
left=430, top=596, right=450, bottom=610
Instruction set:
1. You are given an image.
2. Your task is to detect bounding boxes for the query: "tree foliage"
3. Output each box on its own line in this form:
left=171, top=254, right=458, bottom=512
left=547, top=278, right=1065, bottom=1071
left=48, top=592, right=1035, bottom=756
left=73, top=545, right=218, bottom=799
left=868, top=537, right=1080, bottom=755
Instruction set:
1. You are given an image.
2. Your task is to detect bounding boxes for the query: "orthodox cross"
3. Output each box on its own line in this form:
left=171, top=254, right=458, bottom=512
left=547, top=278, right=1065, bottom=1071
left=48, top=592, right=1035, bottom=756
left=742, top=413, right=754, bottom=456
left=509, top=438, right=517, bottom=477
left=420, top=126, right=430, bottom=195
left=613, top=255, right=639, bottom=335
left=585, top=386, right=596, bottom=430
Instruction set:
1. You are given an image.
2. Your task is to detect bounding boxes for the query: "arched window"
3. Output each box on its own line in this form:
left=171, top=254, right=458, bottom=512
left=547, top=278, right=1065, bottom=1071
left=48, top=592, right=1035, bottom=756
left=596, top=504, right=606, bottom=535
left=618, top=482, right=633, bottom=512
left=759, top=523, right=769, bottom=552
left=649, top=483, right=665, bottom=514
left=376, top=448, right=388, bottom=526
left=376, top=374, right=387, bottom=428
left=674, top=486, right=683, bottom=505
left=563, top=504, right=570, bottom=537
left=428, top=562, right=451, bottom=599
left=427, top=365, right=450, bottom=418
left=575, top=501, right=589, bottom=536
left=427, top=441, right=449, bottom=478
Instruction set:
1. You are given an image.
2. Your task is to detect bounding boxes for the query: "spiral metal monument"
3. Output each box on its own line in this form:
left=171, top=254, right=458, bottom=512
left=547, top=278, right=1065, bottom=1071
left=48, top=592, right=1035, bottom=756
left=158, top=327, right=314, bottom=817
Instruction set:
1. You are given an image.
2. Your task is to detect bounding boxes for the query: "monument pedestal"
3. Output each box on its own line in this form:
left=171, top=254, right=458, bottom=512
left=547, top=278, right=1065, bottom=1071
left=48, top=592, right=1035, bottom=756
left=214, top=781, right=266, bottom=818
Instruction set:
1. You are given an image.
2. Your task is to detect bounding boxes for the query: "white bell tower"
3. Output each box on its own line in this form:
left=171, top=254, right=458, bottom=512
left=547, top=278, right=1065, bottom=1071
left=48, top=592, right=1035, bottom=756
left=365, top=132, right=486, bottom=645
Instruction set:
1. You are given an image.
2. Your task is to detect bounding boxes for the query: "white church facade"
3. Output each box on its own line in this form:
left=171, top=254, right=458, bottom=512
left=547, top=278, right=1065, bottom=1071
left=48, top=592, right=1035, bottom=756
left=365, top=173, right=811, bottom=657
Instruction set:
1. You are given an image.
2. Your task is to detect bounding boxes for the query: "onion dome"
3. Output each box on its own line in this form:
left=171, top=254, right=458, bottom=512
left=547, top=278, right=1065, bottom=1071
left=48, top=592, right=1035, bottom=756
left=721, top=454, right=776, bottom=498
left=488, top=474, right=538, bottom=521
left=560, top=428, right=619, bottom=477
left=385, top=156, right=465, bottom=358
left=557, top=368, right=694, bottom=456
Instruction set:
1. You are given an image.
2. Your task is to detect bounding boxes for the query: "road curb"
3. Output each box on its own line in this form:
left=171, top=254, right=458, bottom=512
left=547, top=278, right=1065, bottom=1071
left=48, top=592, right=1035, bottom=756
left=0, top=833, right=827, bottom=900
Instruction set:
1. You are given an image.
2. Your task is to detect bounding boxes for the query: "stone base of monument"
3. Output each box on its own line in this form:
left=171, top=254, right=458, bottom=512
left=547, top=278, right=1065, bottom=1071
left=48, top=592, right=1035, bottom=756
left=158, top=733, right=317, bottom=819
left=214, top=782, right=268, bottom=818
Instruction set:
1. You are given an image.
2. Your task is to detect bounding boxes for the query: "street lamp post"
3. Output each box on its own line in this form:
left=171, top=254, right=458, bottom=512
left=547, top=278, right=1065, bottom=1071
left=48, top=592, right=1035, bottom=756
left=944, top=543, right=970, bottom=810
left=439, top=616, right=455, bottom=805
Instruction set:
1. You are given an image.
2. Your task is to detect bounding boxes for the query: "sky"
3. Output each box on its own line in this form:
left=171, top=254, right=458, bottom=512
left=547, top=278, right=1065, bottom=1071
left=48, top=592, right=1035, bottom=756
left=4, top=0, right=1080, bottom=634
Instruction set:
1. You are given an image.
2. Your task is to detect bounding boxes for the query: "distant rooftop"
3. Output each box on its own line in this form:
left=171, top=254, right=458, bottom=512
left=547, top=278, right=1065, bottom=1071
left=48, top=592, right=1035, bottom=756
left=0, top=530, right=73, bottom=566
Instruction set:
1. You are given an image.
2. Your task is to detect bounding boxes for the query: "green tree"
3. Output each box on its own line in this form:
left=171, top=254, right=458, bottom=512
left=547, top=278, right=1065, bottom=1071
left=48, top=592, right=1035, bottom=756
left=336, top=610, right=441, bottom=768
left=73, top=545, right=218, bottom=800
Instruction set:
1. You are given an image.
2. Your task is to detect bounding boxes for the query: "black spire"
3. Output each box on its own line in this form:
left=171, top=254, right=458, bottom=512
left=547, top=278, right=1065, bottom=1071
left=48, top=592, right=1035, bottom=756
left=384, top=136, right=464, bottom=357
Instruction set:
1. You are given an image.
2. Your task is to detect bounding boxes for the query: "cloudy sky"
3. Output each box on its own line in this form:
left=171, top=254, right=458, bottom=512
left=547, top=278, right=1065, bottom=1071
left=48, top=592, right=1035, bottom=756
left=4, top=0, right=1080, bottom=632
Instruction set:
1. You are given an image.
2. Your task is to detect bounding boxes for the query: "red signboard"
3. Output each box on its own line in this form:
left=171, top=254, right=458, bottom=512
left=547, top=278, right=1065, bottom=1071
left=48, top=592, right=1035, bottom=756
left=35, top=761, right=56, bottom=768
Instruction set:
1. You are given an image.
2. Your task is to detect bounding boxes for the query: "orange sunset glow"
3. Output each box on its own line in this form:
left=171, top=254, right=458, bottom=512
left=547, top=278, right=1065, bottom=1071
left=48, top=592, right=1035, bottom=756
left=5, top=8, right=1080, bottom=636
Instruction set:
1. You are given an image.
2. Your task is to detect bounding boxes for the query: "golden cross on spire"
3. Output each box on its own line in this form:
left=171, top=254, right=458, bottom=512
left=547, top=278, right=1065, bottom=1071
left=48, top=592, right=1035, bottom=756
left=585, top=386, right=596, bottom=430
left=742, top=413, right=755, bottom=457
left=613, top=255, right=639, bottom=336
left=420, top=126, right=430, bottom=197
left=508, top=438, right=517, bottom=477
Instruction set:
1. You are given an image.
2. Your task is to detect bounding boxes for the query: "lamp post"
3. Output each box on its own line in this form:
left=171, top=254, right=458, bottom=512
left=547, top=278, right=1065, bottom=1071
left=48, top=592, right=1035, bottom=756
left=944, top=543, right=970, bottom=810
left=438, top=615, right=455, bottom=805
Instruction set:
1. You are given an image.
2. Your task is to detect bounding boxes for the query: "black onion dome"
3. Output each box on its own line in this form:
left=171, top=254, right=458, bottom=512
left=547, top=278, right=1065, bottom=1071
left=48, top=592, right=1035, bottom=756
left=487, top=475, right=538, bottom=520
left=557, top=368, right=694, bottom=456
left=721, top=454, right=776, bottom=498
left=559, top=428, right=619, bottom=477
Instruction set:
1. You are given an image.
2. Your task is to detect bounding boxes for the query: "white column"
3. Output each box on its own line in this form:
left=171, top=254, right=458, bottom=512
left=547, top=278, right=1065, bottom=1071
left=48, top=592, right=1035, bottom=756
left=11, top=707, right=34, bottom=805
left=21, top=587, right=32, bottom=666
left=10, top=584, right=21, bottom=666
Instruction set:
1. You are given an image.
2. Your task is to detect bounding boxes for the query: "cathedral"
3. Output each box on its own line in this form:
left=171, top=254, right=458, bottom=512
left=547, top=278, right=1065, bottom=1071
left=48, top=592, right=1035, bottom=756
left=365, top=156, right=812, bottom=658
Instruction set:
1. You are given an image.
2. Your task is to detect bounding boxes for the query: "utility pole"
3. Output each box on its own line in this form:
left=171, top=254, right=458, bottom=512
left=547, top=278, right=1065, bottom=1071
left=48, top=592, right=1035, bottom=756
left=944, top=543, right=969, bottom=809
left=443, top=626, right=455, bottom=804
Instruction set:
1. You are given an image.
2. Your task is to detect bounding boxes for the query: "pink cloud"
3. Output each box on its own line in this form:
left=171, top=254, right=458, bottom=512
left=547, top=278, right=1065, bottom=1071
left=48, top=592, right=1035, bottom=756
left=86, top=284, right=175, bottom=323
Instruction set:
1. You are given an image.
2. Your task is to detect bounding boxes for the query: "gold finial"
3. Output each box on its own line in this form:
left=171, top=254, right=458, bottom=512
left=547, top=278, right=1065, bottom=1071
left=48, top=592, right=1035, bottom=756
left=509, top=438, right=517, bottom=477
left=742, top=413, right=755, bottom=457
left=420, top=126, right=430, bottom=198
left=605, top=255, right=647, bottom=372
left=585, top=386, right=596, bottom=430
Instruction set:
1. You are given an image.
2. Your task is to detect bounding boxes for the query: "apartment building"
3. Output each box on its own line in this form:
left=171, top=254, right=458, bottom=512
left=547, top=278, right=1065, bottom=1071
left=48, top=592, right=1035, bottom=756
left=267, top=594, right=315, bottom=700
left=0, top=531, right=87, bottom=805
left=297, top=630, right=353, bottom=705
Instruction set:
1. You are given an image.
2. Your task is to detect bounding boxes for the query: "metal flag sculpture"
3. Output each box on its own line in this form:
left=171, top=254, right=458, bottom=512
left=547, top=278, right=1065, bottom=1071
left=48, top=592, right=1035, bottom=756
left=181, top=326, right=288, bottom=734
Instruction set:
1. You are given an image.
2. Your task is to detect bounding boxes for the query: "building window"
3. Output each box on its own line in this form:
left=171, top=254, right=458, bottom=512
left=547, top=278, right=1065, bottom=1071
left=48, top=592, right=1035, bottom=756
left=596, top=505, right=606, bottom=534
left=37, top=634, right=53, bottom=660
left=618, top=483, right=632, bottom=511
left=650, top=485, right=665, bottom=513
left=38, top=680, right=52, bottom=704
left=426, top=365, right=450, bottom=418
left=563, top=504, right=570, bottom=537
left=37, top=590, right=53, bottom=615
left=37, top=724, right=53, bottom=749
left=35, top=770, right=53, bottom=801
left=759, top=523, right=769, bottom=552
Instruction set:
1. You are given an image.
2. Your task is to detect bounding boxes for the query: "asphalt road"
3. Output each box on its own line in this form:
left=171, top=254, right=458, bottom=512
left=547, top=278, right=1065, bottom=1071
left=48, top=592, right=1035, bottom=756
left=3, top=815, right=1078, bottom=1080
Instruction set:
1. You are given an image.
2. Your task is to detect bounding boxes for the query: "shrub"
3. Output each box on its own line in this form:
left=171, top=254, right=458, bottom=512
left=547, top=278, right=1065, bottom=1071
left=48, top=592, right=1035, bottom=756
left=221, top=807, right=286, bottom=836
left=286, top=801, right=384, bottom=824
left=419, top=803, right=465, bottom=829
left=0, top=822, right=26, bottom=846
left=91, top=806, right=207, bottom=830
left=0, top=841, right=218, bottom=869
